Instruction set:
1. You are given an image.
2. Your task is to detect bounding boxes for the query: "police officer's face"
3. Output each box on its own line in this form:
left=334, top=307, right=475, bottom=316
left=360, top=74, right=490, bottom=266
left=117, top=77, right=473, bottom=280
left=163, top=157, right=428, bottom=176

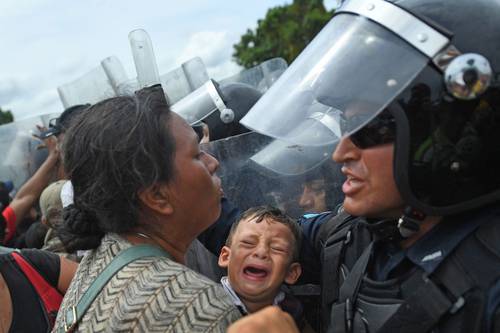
left=298, top=179, right=327, bottom=213
left=332, top=137, right=404, bottom=218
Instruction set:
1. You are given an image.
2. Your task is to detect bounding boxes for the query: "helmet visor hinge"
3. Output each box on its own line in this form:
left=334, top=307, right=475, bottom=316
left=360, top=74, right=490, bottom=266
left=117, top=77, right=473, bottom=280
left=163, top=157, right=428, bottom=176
left=434, top=45, right=493, bottom=100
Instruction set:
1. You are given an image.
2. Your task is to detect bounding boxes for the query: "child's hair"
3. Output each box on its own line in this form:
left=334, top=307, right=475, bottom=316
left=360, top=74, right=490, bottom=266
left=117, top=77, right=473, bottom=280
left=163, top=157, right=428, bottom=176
left=226, top=205, right=302, bottom=262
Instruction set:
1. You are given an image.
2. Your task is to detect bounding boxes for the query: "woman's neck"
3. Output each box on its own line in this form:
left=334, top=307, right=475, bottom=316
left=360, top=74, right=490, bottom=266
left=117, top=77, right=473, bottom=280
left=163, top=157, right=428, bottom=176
left=122, top=228, right=191, bottom=264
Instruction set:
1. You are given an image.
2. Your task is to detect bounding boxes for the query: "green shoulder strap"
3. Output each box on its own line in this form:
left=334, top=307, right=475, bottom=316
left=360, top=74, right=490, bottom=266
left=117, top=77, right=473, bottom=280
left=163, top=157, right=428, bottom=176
left=61, top=244, right=171, bottom=333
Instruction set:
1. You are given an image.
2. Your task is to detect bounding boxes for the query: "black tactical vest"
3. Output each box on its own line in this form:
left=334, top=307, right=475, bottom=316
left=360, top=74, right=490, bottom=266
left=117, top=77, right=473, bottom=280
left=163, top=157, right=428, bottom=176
left=317, top=208, right=500, bottom=333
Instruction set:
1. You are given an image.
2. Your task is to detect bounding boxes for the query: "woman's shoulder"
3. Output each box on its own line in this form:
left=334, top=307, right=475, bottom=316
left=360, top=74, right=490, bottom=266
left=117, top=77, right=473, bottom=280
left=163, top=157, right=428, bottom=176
left=119, top=259, right=241, bottom=332
left=55, top=234, right=241, bottom=332
left=121, top=248, right=236, bottom=309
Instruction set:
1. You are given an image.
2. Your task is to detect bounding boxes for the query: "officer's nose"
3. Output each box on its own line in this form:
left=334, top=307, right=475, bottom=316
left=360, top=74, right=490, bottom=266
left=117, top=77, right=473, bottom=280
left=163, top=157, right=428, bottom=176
left=299, top=187, right=313, bottom=210
left=332, top=136, right=360, bottom=164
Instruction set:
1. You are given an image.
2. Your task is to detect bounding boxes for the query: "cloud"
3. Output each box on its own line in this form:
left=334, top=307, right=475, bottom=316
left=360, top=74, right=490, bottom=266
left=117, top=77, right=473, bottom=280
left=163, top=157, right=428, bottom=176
left=0, top=80, right=23, bottom=106
left=0, top=74, right=61, bottom=120
left=176, top=31, right=235, bottom=68
left=4, top=88, right=61, bottom=121
left=0, top=0, right=48, bottom=20
left=207, top=61, right=242, bottom=82
left=173, top=30, right=244, bottom=83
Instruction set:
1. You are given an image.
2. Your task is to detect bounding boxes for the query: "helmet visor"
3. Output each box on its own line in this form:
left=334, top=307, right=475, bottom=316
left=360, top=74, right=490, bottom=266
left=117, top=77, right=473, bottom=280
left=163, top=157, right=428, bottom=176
left=241, top=13, right=429, bottom=146
left=201, top=132, right=343, bottom=217
left=250, top=139, right=335, bottom=177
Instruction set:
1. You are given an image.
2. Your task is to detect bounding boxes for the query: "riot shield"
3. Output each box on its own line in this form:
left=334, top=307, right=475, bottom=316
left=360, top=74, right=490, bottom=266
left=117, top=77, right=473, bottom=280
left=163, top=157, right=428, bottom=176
left=202, top=131, right=345, bottom=218
left=0, top=113, right=58, bottom=188
left=160, top=57, right=209, bottom=104
left=57, top=64, right=118, bottom=108
left=219, top=57, right=288, bottom=93
left=129, top=29, right=161, bottom=89
left=57, top=55, right=210, bottom=108
left=101, top=56, right=133, bottom=95
left=58, top=29, right=211, bottom=107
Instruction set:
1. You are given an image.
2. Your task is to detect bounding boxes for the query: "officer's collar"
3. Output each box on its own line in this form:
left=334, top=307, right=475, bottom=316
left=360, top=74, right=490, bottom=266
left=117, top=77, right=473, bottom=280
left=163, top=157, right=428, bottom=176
left=404, top=206, right=500, bottom=274
left=361, top=205, right=500, bottom=274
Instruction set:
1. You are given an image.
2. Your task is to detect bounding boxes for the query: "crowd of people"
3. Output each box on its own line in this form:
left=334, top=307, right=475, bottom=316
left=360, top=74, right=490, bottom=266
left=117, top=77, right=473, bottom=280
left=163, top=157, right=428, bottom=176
left=1, top=0, right=500, bottom=332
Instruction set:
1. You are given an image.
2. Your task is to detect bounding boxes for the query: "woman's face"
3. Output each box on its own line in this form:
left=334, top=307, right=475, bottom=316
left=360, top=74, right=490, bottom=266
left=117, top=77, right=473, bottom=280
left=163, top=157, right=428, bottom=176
left=167, top=113, right=223, bottom=234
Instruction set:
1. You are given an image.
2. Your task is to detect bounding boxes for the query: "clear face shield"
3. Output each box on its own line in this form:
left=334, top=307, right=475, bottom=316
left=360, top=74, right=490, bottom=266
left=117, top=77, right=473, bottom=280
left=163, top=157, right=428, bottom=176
left=241, top=13, right=430, bottom=148
left=243, top=0, right=500, bottom=217
left=249, top=134, right=335, bottom=177
left=202, top=132, right=345, bottom=217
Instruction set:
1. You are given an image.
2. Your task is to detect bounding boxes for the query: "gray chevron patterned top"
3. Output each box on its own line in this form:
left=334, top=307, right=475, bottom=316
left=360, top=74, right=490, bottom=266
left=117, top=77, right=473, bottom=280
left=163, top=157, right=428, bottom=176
left=53, top=233, right=241, bottom=332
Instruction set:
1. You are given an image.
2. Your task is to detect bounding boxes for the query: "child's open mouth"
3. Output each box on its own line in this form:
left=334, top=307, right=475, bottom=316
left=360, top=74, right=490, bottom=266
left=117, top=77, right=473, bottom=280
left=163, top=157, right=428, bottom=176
left=243, top=265, right=269, bottom=280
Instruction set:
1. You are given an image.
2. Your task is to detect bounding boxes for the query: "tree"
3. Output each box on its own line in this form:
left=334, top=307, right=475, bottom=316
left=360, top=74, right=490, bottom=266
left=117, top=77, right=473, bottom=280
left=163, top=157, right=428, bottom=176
left=233, top=0, right=334, bottom=68
left=0, top=107, right=14, bottom=125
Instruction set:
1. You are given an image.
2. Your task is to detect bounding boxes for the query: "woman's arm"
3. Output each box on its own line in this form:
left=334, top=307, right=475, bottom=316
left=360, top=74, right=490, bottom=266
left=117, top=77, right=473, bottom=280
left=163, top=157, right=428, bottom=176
left=57, top=256, right=78, bottom=293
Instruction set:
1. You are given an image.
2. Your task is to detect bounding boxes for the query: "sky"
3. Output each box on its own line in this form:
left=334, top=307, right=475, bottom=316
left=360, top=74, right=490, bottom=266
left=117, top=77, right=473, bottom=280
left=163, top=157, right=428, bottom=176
left=0, top=0, right=335, bottom=120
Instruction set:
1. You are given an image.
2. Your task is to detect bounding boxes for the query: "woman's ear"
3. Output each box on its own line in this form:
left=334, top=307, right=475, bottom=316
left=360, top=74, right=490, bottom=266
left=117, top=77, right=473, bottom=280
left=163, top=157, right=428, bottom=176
left=218, top=246, right=231, bottom=268
left=284, top=263, right=302, bottom=285
left=138, top=183, right=173, bottom=216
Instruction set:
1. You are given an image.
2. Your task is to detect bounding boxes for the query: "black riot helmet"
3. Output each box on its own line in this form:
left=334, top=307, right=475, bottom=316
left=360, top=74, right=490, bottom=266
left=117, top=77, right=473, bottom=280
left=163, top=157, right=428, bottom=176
left=171, top=80, right=262, bottom=140
left=241, top=0, right=500, bottom=216
left=203, top=82, right=262, bottom=140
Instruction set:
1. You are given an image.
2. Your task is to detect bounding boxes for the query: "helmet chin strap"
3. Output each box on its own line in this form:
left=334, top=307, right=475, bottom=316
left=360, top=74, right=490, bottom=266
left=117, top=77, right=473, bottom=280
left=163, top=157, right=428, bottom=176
left=397, top=206, right=426, bottom=238
left=362, top=206, right=426, bottom=242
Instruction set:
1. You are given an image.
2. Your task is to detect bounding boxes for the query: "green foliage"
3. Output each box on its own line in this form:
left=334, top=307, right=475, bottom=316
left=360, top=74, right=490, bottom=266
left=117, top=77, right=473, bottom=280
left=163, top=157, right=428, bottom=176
left=0, top=107, right=14, bottom=125
left=233, top=0, right=334, bottom=68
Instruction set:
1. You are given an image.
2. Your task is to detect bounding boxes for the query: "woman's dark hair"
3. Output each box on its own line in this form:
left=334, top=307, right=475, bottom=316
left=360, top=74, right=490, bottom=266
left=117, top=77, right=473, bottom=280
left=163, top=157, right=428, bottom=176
left=57, top=85, right=176, bottom=252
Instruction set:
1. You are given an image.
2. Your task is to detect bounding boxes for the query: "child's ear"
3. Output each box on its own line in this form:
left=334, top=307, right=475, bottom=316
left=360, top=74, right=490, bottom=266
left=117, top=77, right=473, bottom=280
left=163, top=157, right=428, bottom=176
left=284, top=263, right=302, bottom=285
left=138, top=183, right=173, bottom=216
left=218, top=246, right=231, bottom=268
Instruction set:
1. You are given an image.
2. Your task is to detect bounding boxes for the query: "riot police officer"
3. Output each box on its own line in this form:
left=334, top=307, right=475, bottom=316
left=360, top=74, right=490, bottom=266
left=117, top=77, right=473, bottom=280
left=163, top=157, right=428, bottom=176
left=225, top=0, right=500, bottom=331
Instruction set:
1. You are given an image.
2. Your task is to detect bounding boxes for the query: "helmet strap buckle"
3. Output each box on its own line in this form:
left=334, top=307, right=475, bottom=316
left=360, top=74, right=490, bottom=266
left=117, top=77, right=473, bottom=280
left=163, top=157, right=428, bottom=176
left=398, top=206, right=426, bottom=238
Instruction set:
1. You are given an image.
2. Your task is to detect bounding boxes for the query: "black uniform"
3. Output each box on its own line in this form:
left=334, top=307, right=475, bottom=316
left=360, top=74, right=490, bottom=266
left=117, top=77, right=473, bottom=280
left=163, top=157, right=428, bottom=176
left=310, top=207, right=500, bottom=333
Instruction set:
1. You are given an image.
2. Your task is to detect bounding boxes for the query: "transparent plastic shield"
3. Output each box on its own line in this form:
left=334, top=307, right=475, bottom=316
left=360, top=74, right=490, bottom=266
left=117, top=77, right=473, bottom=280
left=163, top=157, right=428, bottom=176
left=58, top=56, right=209, bottom=108
left=202, top=132, right=344, bottom=217
left=241, top=14, right=429, bottom=146
left=58, top=65, right=118, bottom=108
left=219, top=57, right=288, bottom=93
left=101, top=56, right=130, bottom=95
left=250, top=139, right=335, bottom=177
left=129, top=29, right=161, bottom=89
left=170, top=79, right=222, bottom=125
left=160, top=57, right=210, bottom=104
left=0, top=114, right=58, bottom=188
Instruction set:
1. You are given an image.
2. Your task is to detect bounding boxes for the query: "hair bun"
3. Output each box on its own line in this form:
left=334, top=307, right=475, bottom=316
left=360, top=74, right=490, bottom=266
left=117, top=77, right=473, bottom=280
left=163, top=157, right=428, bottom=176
left=57, top=204, right=104, bottom=251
